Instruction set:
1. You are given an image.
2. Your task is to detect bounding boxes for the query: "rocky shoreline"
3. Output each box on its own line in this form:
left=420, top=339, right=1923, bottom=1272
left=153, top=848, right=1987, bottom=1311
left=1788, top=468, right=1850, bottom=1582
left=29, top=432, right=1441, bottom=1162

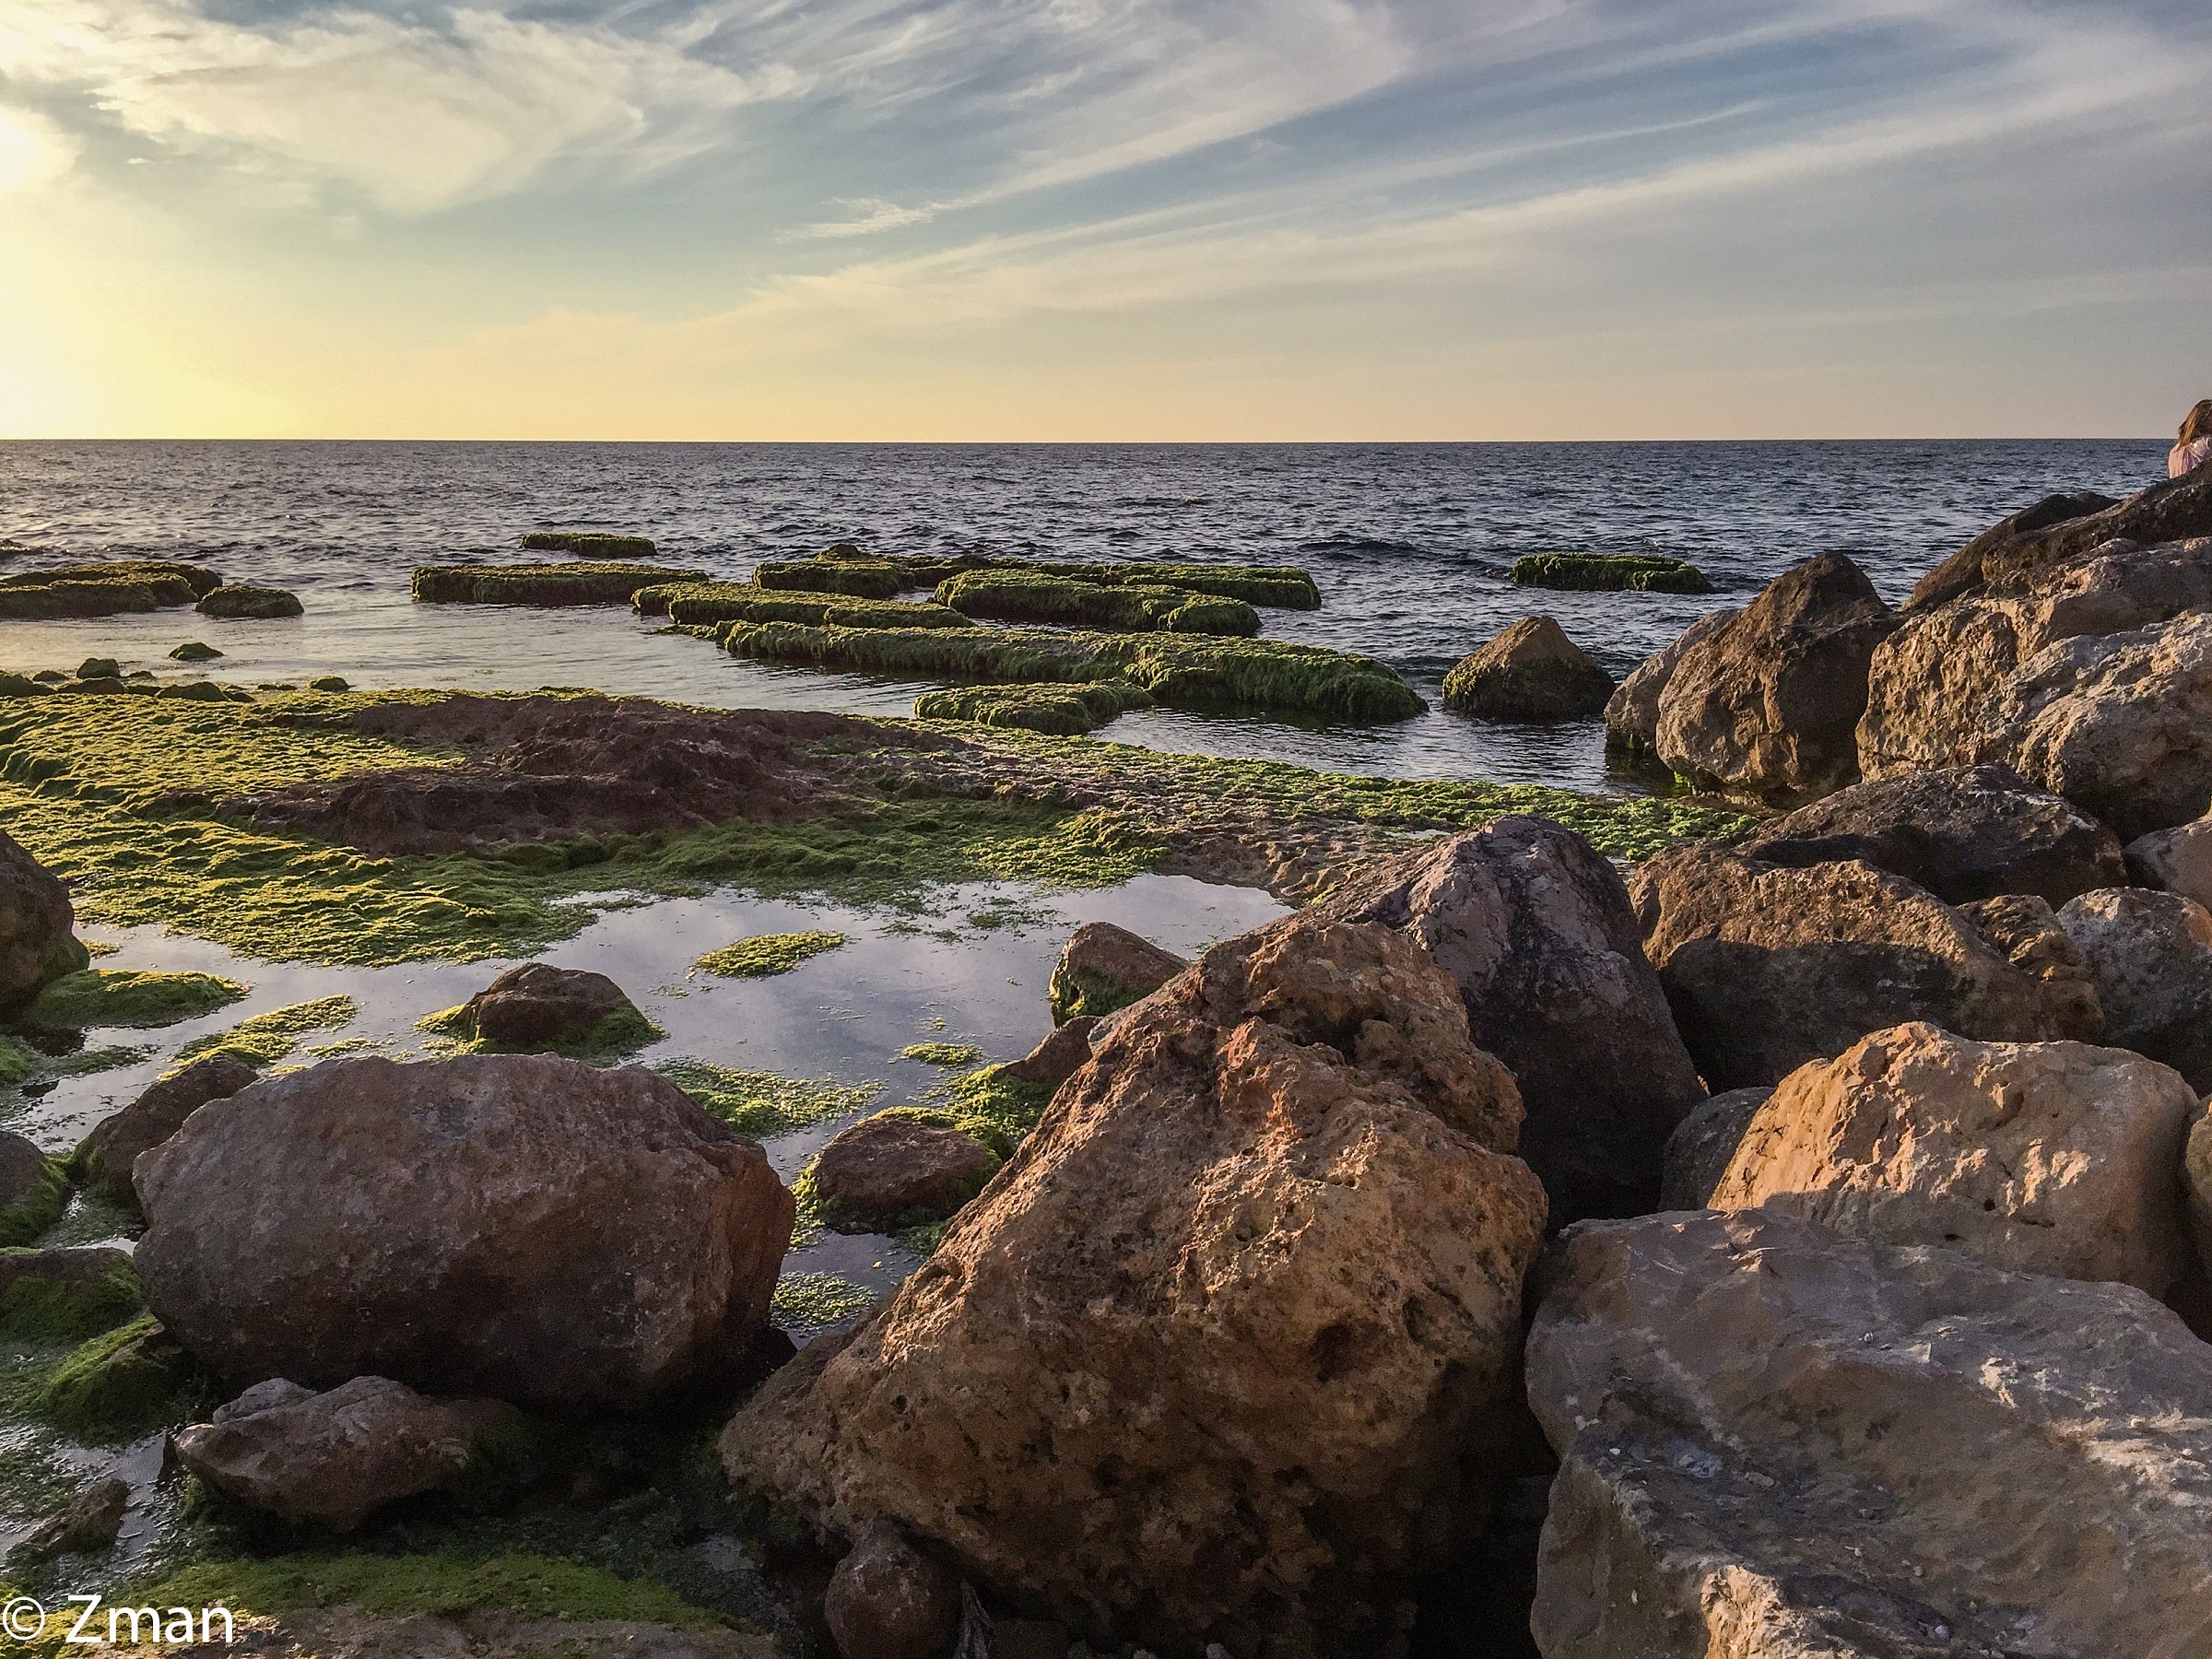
left=3, top=458, right=2212, bottom=1655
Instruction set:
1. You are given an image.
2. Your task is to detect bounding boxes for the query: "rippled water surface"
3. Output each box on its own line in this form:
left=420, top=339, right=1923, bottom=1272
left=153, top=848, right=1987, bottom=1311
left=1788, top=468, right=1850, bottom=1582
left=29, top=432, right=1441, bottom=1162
left=0, top=439, right=2165, bottom=790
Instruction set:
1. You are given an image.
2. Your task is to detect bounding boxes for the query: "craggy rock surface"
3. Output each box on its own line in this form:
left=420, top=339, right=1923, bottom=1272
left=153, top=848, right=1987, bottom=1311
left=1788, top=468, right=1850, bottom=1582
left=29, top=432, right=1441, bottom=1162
left=1656, top=1088, right=1770, bottom=1211
left=0, top=825, right=86, bottom=1007
left=2057, top=887, right=2212, bottom=1090
left=213, top=695, right=945, bottom=856
left=1971, top=611, right=2212, bottom=840
left=172, top=1375, right=511, bottom=1531
left=724, top=915, right=1546, bottom=1655
left=1441, top=617, right=1614, bottom=720
left=1631, top=845, right=2061, bottom=1089
left=1525, top=1209, right=2212, bottom=1659
left=1910, top=465, right=2212, bottom=608
left=1314, top=817, right=1703, bottom=1225
left=72, top=1054, right=259, bottom=1203
left=1000, top=1015, right=1098, bottom=1088
left=1735, top=762, right=2124, bottom=907
left=461, top=963, right=634, bottom=1046
left=1711, top=1022, right=2197, bottom=1295
left=823, top=1519, right=962, bottom=1659
left=1044, top=921, right=1189, bottom=1023
left=1958, top=892, right=2104, bottom=1042
left=2188, top=1107, right=2212, bottom=1281
left=135, top=1055, right=794, bottom=1408
left=2129, top=812, right=2212, bottom=909
left=1861, top=535, right=2212, bottom=779
left=10, top=1474, right=129, bottom=1562
left=808, top=1114, right=999, bottom=1231
left=1603, top=608, right=1736, bottom=755
left=1653, top=554, right=1896, bottom=803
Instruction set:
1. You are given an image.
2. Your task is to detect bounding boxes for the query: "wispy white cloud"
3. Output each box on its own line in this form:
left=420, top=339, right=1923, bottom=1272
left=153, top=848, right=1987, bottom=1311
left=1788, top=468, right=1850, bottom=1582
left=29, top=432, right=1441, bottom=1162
left=792, top=196, right=938, bottom=238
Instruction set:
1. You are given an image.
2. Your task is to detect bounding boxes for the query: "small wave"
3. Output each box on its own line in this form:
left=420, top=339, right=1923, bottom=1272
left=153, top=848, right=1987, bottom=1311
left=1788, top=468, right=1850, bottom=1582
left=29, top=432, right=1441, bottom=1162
left=1299, top=535, right=1425, bottom=556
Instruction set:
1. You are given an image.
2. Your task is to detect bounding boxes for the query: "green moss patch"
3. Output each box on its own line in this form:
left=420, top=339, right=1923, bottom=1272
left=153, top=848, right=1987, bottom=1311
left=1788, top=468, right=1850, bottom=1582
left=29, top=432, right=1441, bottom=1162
left=174, top=995, right=358, bottom=1069
left=412, top=563, right=706, bottom=607
left=0, top=1250, right=143, bottom=1341
left=754, top=559, right=905, bottom=600
left=656, top=1060, right=878, bottom=1138
left=0, top=1035, right=38, bottom=1089
left=811, top=552, right=1322, bottom=609
left=37, top=1315, right=194, bottom=1441
left=913, top=679, right=1154, bottom=735
left=692, top=930, right=846, bottom=979
left=639, top=582, right=971, bottom=630
left=0, top=561, right=218, bottom=620
left=771, top=1272, right=876, bottom=1331
left=935, top=571, right=1260, bottom=636
left=520, top=532, right=658, bottom=559
left=0, top=1158, right=68, bottom=1247
left=1509, top=553, right=1714, bottom=594
left=889, top=1064, right=1057, bottom=1159
left=28, top=969, right=246, bottom=1030
left=896, top=1041, right=982, bottom=1066
left=418, top=998, right=662, bottom=1063
left=134, top=1552, right=724, bottom=1630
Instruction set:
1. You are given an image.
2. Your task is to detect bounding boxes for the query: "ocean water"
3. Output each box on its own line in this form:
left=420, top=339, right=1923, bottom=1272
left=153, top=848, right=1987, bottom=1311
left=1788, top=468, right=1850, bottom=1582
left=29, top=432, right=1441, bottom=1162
left=0, top=439, right=2166, bottom=791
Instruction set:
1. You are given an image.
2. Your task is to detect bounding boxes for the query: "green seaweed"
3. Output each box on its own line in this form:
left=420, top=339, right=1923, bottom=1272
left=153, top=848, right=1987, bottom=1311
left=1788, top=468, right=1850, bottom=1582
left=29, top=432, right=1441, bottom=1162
left=520, top=532, right=658, bottom=559
left=1509, top=553, right=1715, bottom=594
left=754, top=559, right=905, bottom=600
left=889, top=1064, right=1056, bottom=1159
left=806, top=551, right=1322, bottom=609
left=913, top=679, right=1154, bottom=735
left=896, top=1041, right=982, bottom=1066
left=197, top=585, right=304, bottom=619
left=417, top=999, right=662, bottom=1062
left=37, top=1315, right=194, bottom=1441
left=935, top=571, right=1260, bottom=636
left=1047, top=964, right=1146, bottom=1023
left=638, top=582, right=971, bottom=630
left=771, top=1272, right=876, bottom=1331
left=655, top=1060, right=879, bottom=1138
left=173, top=995, right=358, bottom=1069
left=412, top=563, right=706, bottom=607
left=0, top=1035, right=37, bottom=1089
left=28, top=969, right=246, bottom=1030
left=0, top=1157, right=68, bottom=1247
left=0, top=1250, right=143, bottom=1341
left=692, top=930, right=846, bottom=978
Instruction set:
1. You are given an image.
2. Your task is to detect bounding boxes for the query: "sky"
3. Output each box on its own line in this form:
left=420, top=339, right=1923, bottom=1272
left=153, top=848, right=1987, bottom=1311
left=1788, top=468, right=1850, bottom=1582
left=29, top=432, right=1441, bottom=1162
left=0, top=0, right=2206, bottom=440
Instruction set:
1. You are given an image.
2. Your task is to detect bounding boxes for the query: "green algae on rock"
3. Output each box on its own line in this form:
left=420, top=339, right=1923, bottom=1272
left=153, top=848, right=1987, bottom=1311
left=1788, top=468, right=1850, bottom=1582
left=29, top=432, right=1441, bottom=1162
left=29, top=969, right=247, bottom=1030
left=753, top=559, right=906, bottom=600
left=639, top=582, right=971, bottom=630
left=725, top=620, right=1425, bottom=723
left=0, top=561, right=220, bottom=621
left=896, top=1042, right=982, bottom=1066
left=0, top=1249, right=143, bottom=1341
left=654, top=1060, right=880, bottom=1139
left=37, top=1314, right=195, bottom=1441
left=174, top=995, right=358, bottom=1069
left=693, top=930, right=846, bottom=979
left=934, top=570, right=1261, bottom=636
left=795, top=549, right=1323, bottom=609
left=771, top=1271, right=876, bottom=1332
left=0, top=1153, right=68, bottom=1247
left=913, top=679, right=1154, bottom=735
left=418, top=996, right=662, bottom=1062
left=197, top=584, right=304, bottom=619
left=519, top=532, right=658, bottom=559
left=412, top=562, right=708, bottom=607
left=1510, top=552, right=1715, bottom=594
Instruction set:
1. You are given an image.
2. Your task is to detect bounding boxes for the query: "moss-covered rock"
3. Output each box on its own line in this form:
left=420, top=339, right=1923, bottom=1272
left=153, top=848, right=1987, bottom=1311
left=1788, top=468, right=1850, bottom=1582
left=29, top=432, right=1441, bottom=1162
left=639, top=582, right=971, bottom=631
left=935, top=571, right=1261, bottom=636
left=0, top=1134, right=69, bottom=1246
left=795, top=1113, right=999, bottom=1233
left=38, top=1314, right=195, bottom=1440
left=76, top=658, right=122, bottom=681
left=692, top=930, right=846, bottom=978
left=913, top=679, right=1154, bottom=735
left=1441, top=616, right=1617, bottom=719
left=896, top=1041, right=982, bottom=1066
left=0, top=563, right=218, bottom=620
left=1510, top=552, right=1714, bottom=594
left=754, top=559, right=907, bottom=600
left=28, top=968, right=247, bottom=1030
left=0, top=672, right=48, bottom=698
left=0, top=1033, right=38, bottom=1088
left=801, top=551, right=1323, bottom=609
left=0, top=1246, right=143, bottom=1339
left=310, top=676, right=351, bottom=692
left=171, top=641, right=223, bottom=662
left=198, top=584, right=305, bottom=619
left=418, top=966, right=658, bottom=1060
left=726, top=620, right=1424, bottom=723
left=412, top=563, right=707, bottom=607
left=519, top=531, right=657, bottom=559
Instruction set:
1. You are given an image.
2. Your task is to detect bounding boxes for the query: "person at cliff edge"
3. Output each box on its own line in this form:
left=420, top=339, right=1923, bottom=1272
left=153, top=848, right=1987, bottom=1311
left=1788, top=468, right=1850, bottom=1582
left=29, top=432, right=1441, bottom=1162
left=2173, top=400, right=2212, bottom=478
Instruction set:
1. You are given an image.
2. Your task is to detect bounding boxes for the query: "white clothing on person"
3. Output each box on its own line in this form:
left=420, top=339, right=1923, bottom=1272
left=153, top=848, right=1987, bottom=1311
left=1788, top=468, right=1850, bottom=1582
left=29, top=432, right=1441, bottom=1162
left=2172, top=436, right=2212, bottom=479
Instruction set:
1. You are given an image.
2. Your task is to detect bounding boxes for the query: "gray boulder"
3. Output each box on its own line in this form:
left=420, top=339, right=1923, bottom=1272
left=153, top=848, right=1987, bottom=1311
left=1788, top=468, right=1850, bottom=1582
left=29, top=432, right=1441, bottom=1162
left=135, top=1055, right=793, bottom=1407
left=1656, top=1088, right=1770, bottom=1210
left=2129, top=812, right=2212, bottom=909
left=2058, top=887, right=2212, bottom=1090
left=1313, top=816, right=1704, bottom=1225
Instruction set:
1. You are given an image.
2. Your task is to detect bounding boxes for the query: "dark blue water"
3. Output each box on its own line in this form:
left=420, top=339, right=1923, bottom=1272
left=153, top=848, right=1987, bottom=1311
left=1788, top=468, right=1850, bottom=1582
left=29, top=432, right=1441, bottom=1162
left=0, top=441, right=2165, bottom=790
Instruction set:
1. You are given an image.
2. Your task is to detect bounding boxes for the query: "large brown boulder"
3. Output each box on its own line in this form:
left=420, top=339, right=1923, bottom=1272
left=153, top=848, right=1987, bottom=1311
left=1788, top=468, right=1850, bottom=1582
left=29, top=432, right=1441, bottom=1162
left=0, top=827, right=86, bottom=1009
left=1441, top=617, right=1614, bottom=720
left=1602, top=608, right=1736, bottom=756
left=1652, top=554, right=1895, bottom=803
left=135, top=1055, right=793, bottom=1408
left=1524, top=1209, right=2212, bottom=1659
left=1630, top=845, right=2064, bottom=1089
left=1044, top=922, right=1187, bottom=1023
left=1971, top=611, right=2212, bottom=840
left=2057, top=887, right=2212, bottom=1090
left=1861, top=534, right=2212, bottom=780
left=723, top=915, right=1546, bottom=1655
left=71, top=1054, right=259, bottom=1203
left=172, top=1375, right=512, bottom=1530
left=1710, top=1022, right=2197, bottom=1296
left=1735, top=762, right=2124, bottom=907
left=1312, top=817, right=1704, bottom=1225
left=1909, top=465, right=2212, bottom=610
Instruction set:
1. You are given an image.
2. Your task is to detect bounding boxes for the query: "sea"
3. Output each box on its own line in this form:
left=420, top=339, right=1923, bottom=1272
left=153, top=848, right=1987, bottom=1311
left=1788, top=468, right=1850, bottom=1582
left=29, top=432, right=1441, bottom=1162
left=0, top=438, right=2167, bottom=793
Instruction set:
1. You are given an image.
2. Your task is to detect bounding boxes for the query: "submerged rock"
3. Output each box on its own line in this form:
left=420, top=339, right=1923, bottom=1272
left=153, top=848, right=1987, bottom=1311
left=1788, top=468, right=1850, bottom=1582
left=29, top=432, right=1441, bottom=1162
left=2057, top=887, right=2212, bottom=1090
left=824, top=1519, right=963, bottom=1659
left=1735, top=761, right=2124, bottom=907
left=170, top=641, right=223, bottom=662
left=173, top=1374, right=514, bottom=1531
left=724, top=915, right=1545, bottom=1655
left=1712, top=1022, right=2197, bottom=1295
left=807, top=1115, right=999, bottom=1232
left=1509, top=552, right=1712, bottom=594
left=1653, top=553, right=1896, bottom=802
left=1602, top=607, right=1736, bottom=756
left=1631, top=845, right=2062, bottom=1088
left=1524, top=1209, right=2212, bottom=1659
left=1313, top=816, right=1704, bottom=1225
left=1044, top=922, right=1188, bottom=1023
left=0, top=827, right=87, bottom=1009
left=72, top=1053, right=259, bottom=1204
left=1441, top=617, right=1615, bottom=720
left=135, top=1055, right=794, bottom=1408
